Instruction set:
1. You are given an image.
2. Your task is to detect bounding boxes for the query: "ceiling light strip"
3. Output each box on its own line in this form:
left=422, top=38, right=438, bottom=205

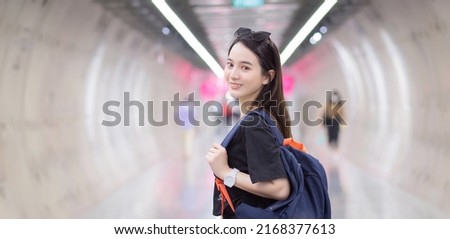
left=280, top=0, right=338, bottom=65
left=152, top=0, right=224, bottom=78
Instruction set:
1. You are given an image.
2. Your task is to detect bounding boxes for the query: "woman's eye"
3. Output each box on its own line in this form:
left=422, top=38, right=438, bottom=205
left=242, top=66, right=250, bottom=70
left=226, top=62, right=233, bottom=68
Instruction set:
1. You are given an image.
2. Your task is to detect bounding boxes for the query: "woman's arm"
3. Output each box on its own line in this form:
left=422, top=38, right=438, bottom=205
left=206, top=143, right=290, bottom=201
left=231, top=170, right=290, bottom=200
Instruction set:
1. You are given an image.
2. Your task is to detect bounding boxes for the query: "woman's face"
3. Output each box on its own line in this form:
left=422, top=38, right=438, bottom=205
left=224, top=42, right=269, bottom=103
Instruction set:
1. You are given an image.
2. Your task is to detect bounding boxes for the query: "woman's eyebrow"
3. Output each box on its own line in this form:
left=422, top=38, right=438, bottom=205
left=227, top=58, right=253, bottom=65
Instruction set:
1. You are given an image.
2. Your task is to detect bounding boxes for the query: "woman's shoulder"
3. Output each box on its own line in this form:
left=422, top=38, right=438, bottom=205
left=239, top=110, right=273, bottom=130
left=237, top=110, right=279, bottom=145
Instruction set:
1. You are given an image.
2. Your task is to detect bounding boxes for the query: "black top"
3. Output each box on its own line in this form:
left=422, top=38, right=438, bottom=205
left=213, top=113, right=287, bottom=218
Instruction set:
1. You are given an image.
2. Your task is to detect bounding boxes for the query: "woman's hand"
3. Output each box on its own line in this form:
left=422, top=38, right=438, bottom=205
left=205, top=143, right=230, bottom=179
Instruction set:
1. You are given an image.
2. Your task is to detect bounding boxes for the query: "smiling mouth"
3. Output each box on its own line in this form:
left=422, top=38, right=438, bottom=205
left=229, top=82, right=242, bottom=89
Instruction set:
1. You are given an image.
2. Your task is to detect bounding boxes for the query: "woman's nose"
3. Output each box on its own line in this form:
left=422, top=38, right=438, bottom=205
left=229, top=67, right=239, bottom=80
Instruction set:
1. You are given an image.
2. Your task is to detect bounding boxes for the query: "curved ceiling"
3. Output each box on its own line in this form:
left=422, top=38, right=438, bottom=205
left=94, top=0, right=368, bottom=68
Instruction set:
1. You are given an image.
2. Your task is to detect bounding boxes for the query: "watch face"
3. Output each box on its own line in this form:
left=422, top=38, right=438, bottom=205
left=224, top=168, right=238, bottom=187
left=224, top=176, right=233, bottom=186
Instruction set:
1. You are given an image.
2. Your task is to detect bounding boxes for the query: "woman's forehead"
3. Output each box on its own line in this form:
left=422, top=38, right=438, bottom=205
left=228, top=42, right=259, bottom=64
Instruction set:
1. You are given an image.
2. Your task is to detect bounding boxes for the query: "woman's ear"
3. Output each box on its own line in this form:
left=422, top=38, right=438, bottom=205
left=263, top=70, right=275, bottom=85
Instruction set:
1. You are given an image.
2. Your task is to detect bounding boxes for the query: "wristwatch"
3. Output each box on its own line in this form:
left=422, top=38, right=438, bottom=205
left=224, top=168, right=240, bottom=188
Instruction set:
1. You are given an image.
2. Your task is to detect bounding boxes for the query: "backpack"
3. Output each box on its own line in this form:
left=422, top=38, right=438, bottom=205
left=216, top=109, right=331, bottom=219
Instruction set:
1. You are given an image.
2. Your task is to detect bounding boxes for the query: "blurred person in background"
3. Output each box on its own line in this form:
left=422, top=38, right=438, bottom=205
left=322, top=90, right=345, bottom=149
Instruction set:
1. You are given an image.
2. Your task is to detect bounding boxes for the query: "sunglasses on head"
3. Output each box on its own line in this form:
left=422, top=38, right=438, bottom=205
left=234, top=27, right=271, bottom=42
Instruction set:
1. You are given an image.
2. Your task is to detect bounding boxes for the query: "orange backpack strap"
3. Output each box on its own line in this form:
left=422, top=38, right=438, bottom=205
left=215, top=178, right=235, bottom=216
left=283, top=138, right=308, bottom=152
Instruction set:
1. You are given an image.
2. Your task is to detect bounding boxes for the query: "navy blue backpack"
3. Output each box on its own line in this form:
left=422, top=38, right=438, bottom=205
left=217, top=109, right=331, bottom=219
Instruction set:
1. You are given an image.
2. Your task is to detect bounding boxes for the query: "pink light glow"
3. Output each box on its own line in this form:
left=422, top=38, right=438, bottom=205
left=282, top=73, right=295, bottom=96
left=174, top=60, right=194, bottom=83
left=200, top=75, right=227, bottom=100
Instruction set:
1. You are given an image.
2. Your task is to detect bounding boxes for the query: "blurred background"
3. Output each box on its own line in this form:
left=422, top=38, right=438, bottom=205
left=0, top=0, right=449, bottom=218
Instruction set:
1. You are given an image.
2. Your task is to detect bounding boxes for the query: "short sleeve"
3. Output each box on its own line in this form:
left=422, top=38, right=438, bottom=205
left=241, top=115, right=287, bottom=183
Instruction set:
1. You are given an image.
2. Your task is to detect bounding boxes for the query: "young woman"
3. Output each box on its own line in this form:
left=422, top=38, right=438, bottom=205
left=205, top=27, right=292, bottom=219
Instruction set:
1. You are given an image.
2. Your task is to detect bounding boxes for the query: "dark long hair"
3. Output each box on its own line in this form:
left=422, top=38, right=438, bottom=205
left=228, top=30, right=292, bottom=138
